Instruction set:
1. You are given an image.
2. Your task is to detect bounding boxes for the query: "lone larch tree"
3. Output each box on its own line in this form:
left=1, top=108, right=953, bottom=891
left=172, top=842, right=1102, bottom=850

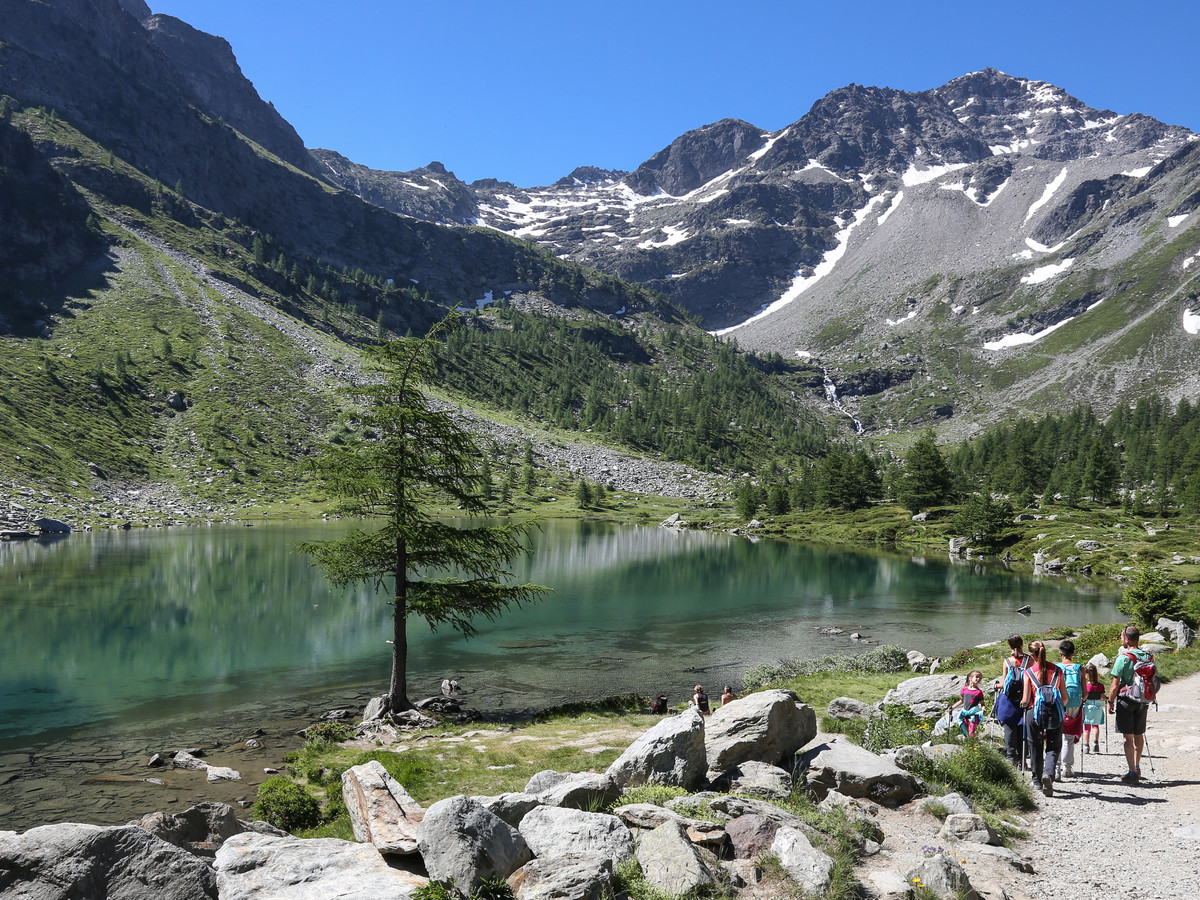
left=298, top=320, right=546, bottom=712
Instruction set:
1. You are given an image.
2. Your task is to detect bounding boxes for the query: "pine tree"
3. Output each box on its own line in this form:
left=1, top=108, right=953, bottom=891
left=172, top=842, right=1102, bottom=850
left=897, top=432, right=954, bottom=512
left=297, top=322, right=546, bottom=711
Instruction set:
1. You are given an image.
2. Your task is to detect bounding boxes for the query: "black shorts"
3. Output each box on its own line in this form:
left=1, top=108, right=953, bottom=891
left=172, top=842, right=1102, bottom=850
left=1115, top=696, right=1148, bottom=735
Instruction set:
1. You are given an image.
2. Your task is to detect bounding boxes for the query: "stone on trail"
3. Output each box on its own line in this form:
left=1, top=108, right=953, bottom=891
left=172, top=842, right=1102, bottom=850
left=0, top=822, right=218, bottom=900
left=342, top=759, right=424, bottom=854
left=904, top=852, right=981, bottom=900
left=917, top=791, right=973, bottom=817
left=799, top=737, right=921, bottom=806
left=704, top=689, right=817, bottom=775
left=634, top=820, right=716, bottom=897
left=769, top=825, right=834, bottom=895
left=215, top=832, right=426, bottom=900
left=938, top=812, right=1000, bottom=845
left=518, top=806, right=634, bottom=865
left=416, top=796, right=532, bottom=893
left=507, top=853, right=613, bottom=900
left=605, top=707, right=706, bottom=790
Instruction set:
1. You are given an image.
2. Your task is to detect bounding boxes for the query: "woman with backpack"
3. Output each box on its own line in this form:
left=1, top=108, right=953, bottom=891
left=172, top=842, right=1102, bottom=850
left=1056, top=640, right=1084, bottom=779
left=1022, top=639, right=1067, bottom=796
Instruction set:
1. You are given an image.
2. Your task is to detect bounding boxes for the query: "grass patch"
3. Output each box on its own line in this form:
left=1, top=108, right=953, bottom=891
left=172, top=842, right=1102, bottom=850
left=904, top=740, right=1036, bottom=813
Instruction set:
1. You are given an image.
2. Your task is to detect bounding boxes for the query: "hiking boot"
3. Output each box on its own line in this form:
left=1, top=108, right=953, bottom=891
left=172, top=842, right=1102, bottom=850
left=1093, top=742, right=1100, bottom=753
left=1120, top=770, right=1140, bottom=783
left=1064, top=765, right=1073, bottom=778
left=1041, top=775, right=1054, bottom=796
left=1081, top=743, right=1089, bottom=754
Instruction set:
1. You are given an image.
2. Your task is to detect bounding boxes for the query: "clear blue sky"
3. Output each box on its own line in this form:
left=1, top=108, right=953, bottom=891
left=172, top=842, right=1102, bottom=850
left=149, top=0, right=1198, bottom=187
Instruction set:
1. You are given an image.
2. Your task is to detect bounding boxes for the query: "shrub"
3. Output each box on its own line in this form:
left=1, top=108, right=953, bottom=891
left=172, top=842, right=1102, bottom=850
left=743, top=645, right=909, bottom=691
left=304, top=721, right=355, bottom=746
left=1118, top=566, right=1181, bottom=628
left=612, top=784, right=690, bottom=810
left=904, top=741, right=1035, bottom=812
left=253, top=776, right=321, bottom=832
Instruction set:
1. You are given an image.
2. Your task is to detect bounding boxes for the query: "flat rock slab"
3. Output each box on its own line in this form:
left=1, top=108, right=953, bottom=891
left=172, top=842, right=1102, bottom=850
left=799, top=737, right=921, bottom=806
left=508, top=853, right=613, bottom=900
left=215, top=832, right=426, bottom=899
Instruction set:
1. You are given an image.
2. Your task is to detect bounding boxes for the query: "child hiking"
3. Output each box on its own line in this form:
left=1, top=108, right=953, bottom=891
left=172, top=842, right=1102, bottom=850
left=1023, top=639, right=1066, bottom=796
left=953, top=670, right=986, bottom=737
left=1057, top=640, right=1084, bottom=778
left=1081, top=662, right=1106, bottom=754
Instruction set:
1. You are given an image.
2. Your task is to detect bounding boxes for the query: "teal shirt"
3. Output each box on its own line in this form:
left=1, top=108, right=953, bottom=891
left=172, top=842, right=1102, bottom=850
left=1111, top=647, right=1150, bottom=687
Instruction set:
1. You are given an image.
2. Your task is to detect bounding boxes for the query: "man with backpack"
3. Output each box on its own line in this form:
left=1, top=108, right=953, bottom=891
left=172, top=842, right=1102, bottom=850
left=1108, top=625, right=1158, bottom=783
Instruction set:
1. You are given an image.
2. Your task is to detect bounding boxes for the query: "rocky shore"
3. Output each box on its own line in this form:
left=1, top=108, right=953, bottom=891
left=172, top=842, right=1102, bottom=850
left=5, top=641, right=1199, bottom=900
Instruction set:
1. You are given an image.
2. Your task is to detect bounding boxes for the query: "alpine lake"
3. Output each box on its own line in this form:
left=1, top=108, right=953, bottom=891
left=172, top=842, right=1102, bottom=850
left=0, top=518, right=1120, bottom=830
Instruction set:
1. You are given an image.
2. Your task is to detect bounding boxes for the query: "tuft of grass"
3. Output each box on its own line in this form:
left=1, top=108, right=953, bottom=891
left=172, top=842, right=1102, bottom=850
left=904, top=740, right=1036, bottom=813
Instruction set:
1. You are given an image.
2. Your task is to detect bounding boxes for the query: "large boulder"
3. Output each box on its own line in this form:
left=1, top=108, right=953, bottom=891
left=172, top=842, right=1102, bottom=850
left=704, top=689, right=817, bottom=775
left=0, top=823, right=218, bottom=899
left=472, top=792, right=542, bottom=829
left=525, top=771, right=620, bottom=810
left=634, top=821, right=715, bottom=896
left=1157, top=617, right=1197, bottom=649
left=883, top=674, right=964, bottom=707
left=215, top=832, right=426, bottom=899
left=605, top=708, right=707, bottom=789
left=342, top=759, right=424, bottom=854
left=130, top=802, right=283, bottom=858
left=798, top=738, right=922, bottom=806
left=721, top=760, right=793, bottom=800
left=724, top=814, right=780, bottom=859
left=507, top=853, right=613, bottom=900
left=518, top=806, right=634, bottom=865
left=416, top=796, right=532, bottom=893
left=770, top=826, right=834, bottom=895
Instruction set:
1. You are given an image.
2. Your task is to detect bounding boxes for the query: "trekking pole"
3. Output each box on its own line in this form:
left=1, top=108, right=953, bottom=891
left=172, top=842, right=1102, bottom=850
left=1143, top=735, right=1155, bottom=778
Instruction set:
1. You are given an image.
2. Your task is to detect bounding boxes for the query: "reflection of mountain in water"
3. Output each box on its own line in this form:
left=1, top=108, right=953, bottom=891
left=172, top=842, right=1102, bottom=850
left=0, top=520, right=1120, bottom=747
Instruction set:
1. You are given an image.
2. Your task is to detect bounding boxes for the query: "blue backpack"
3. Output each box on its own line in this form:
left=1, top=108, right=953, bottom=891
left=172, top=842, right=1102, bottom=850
left=1028, top=665, right=1064, bottom=730
left=1060, top=662, right=1083, bottom=711
left=1002, top=655, right=1029, bottom=704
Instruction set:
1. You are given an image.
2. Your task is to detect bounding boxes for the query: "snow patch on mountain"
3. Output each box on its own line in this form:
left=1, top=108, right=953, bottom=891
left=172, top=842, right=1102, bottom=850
left=1021, top=258, right=1075, bottom=284
left=1168, top=214, right=1190, bottom=228
left=1185, top=308, right=1200, bottom=335
left=1025, top=167, right=1068, bottom=223
left=712, top=195, right=886, bottom=336
left=877, top=191, right=903, bottom=225
left=902, top=162, right=969, bottom=186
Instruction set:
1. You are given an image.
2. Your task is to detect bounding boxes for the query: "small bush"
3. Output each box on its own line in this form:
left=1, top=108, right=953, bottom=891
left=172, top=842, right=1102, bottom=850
left=304, top=721, right=354, bottom=747
left=413, top=877, right=516, bottom=900
left=904, top=741, right=1035, bottom=812
left=253, top=776, right=322, bottom=832
left=613, top=784, right=690, bottom=809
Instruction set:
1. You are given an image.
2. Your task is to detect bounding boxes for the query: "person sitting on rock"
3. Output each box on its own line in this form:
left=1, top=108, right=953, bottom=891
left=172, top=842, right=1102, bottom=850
left=721, top=685, right=738, bottom=705
left=693, top=685, right=711, bottom=715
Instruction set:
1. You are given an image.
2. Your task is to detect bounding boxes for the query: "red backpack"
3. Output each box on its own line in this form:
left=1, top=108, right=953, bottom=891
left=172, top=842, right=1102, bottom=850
left=1120, top=650, right=1159, bottom=705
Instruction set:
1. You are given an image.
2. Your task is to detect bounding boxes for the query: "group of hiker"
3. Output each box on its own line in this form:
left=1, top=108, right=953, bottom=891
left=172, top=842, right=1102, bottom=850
left=978, top=627, right=1159, bottom=796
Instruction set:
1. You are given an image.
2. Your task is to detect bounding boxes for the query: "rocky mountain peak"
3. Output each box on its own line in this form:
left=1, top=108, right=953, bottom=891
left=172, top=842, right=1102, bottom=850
left=554, top=166, right=627, bottom=188
left=625, top=118, right=768, bottom=196
left=116, top=0, right=152, bottom=20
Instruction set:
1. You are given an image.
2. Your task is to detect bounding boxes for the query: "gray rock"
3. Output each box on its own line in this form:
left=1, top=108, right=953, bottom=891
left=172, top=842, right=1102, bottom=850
left=799, top=737, right=922, bottom=806
left=939, top=813, right=999, bottom=844
left=205, top=765, right=242, bottom=783
left=342, top=759, right=425, bottom=854
left=1157, top=617, right=1197, bottom=649
left=472, top=792, right=542, bottom=829
left=1173, top=824, right=1200, bottom=839
left=1088, top=652, right=1110, bottom=669
left=130, top=801, right=282, bottom=858
left=507, top=853, right=613, bottom=900
left=883, top=673, right=964, bottom=707
left=1075, top=539, right=1102, bottom=551
left=905, top=852, right=980, bottom=899
left=605, top=708, right=706, bottom=790
left=527, top=771, right=620, bottom=810
left=417, top=796, right=532, bottom=893
left=818, top=789, right=879, bottom=817
left=724, top=813, right=780, bottom=859
left=722, top=760, right=793, bottom=800
left=215, top=832, right=427, bottom=899
left=704, top=689, right=817, bottom=775
left=908, top=700, right=949, bottom=718
left=518, top=806, right=634, bottom=865
left=954, top=842, right=1036, bottom=873
left=171, top=749, right=208, bottom=770
left=918, top=792, right=973, bottom=817
left=827, top=696, right=871, bottom=720
left=0, top=822, right=217, bottom=899
left=634, top=821, right=715, bottom=896
left=769, top=825, right=834, bottom=895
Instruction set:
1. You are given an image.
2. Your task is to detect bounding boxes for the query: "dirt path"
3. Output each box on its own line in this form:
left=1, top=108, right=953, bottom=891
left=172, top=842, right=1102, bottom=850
left=857, top=669, right=1200, bottom=899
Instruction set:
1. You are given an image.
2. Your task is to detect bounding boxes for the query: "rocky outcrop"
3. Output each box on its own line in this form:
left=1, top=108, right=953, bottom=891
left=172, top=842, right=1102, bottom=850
left=214, top=832, right=427, bottom=900
left=634, top=820, right=716, bottom=896
left=0, top=823, right=219, bottom=899
left=704, top=689, right=817, bottom=775
left=129, top=802, right=282, bottom=858
left=507, top=853, right=614, bottom=900
left=605, top=708, right=707, bottom=789
left=342, top=759, right=425, bottom=854
left=1157, top=617, right=1197, bottom=649
left=518, top=806, right=634, bottom=865
left=416, top=796, right=532, bottom=893
left=799, top=737, right=922, bottom=806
